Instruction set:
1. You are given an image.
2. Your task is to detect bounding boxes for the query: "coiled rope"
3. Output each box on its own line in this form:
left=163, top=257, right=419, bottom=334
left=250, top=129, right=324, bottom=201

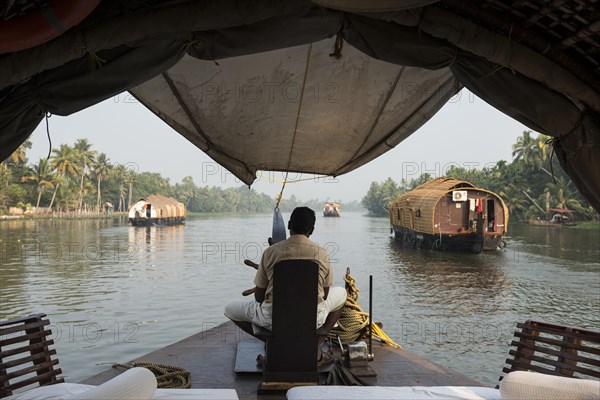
left=113, top=362, right=191, bottom=388
left=329, top=269, right=401, bottom=349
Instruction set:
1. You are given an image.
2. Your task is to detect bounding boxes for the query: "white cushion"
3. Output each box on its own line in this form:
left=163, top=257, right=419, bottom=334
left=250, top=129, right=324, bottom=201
left=76, top=367, right=157, bottom=400
left=4, top=368, right=156, bottom=400
left=286, top=385, right=501, bottom=400
left=499, top=371, right=600, bottom=400
left=4, top=367, right=239, bottom=400
left=4, top=383, right=95, bottom=400
left=154, top=389, right=238, bottom=399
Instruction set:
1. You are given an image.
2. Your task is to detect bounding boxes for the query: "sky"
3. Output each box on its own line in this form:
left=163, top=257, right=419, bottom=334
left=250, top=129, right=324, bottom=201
left=26, top=88, right=529, bottom=203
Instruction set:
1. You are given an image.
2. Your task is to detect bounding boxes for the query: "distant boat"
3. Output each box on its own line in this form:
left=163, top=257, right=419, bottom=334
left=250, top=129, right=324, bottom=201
left=128, top=194, right=186, bottom=226
left=323, top=201, right=340, bottom=217
left=389, top=178, right=508, bottom=253
left=529, top=208, right=577, bottom=227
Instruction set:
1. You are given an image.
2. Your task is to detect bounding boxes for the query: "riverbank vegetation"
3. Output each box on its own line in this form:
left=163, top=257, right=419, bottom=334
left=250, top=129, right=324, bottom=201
left=362, top=131, right=598, bottom=222
left=0, top=139, right=361, bottom=216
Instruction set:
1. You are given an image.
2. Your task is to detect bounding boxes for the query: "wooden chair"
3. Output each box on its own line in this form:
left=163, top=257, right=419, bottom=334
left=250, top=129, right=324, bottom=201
left=499, top=320, right=600, bottom=387
left=256, top=259, right=327, bottom=392
left=0, top=313, right=63, bottom=398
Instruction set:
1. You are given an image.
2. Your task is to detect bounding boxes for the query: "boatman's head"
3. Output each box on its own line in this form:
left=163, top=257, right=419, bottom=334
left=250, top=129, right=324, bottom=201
left=289, top=207, right=316, bottom=236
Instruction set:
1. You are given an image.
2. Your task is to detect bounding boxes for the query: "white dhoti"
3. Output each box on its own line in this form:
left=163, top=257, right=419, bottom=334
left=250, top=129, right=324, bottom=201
left=224, top=286, right=347, bottom=330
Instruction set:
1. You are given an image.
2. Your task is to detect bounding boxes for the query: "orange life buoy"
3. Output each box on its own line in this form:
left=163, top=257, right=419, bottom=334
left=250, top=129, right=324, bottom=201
left=0, top=0, right=101, bottom=54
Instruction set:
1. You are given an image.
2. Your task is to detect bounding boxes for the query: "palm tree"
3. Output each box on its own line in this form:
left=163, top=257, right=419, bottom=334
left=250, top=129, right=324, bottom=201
left=512, top=130, right=541, bottom=167
left=74, top=139, right=95, bottom=211
left=22, top=158, right=55, bottom=210
left=49, top=144, right=79, bottom=212
left=1, top=140, right=31, bottom=191
left=545, top=176, right=583, bottom=211
left=124, top=169, right=135, bottom=209
left=46, top=175, right=65, bottom=212
left=92, top=153, right=111, bottom=210
left=499, top=183, right=529, bottom=221
left=8, top=140, right=31, bottom=165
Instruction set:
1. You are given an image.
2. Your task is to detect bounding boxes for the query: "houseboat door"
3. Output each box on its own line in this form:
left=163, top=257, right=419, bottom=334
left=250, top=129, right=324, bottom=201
left=487, top=199, right=495, bottom=232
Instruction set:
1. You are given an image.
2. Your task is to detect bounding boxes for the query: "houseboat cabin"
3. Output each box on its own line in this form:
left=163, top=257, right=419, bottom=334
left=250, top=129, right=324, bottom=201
left=128, top=194, right=186, bottom=226
left=323, top=201, right=341, bottom=217
left=389, top=178, right=508, bottom=253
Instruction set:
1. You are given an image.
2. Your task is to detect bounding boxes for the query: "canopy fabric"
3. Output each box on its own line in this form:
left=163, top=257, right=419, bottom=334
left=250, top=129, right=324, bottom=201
left=130, top=40, right=457, bottom=184
left=0, top=0, right=599, bottom=210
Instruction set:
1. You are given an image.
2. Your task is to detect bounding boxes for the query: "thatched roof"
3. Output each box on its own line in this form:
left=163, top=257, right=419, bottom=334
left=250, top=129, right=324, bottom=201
left=1, top=0, right=599, bottom=210
left=390, top=177, right=508, bottom=234
left=133, top=194, right=185, bottom=218
left=395, top=178, right=475, bottom=202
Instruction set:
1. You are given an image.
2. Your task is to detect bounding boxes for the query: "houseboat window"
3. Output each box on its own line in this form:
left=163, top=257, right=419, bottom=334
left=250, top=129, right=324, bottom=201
left=416, top=209, right=421, bottom=217
left=397, top=209, right=400, bottom=220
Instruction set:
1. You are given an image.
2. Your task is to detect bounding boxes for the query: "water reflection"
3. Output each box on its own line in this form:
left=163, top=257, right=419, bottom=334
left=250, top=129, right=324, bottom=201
left=127, top=225, right=186, bottom=254
left=387, top=240, right=508, bottom=292
left=0, top=213, right=597, bottom=386
left=507, top=223, right=600, bottom=268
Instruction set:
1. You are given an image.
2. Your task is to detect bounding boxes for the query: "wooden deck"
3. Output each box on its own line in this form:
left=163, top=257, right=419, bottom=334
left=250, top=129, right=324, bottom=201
left=81, top=321, right=484, bottom=400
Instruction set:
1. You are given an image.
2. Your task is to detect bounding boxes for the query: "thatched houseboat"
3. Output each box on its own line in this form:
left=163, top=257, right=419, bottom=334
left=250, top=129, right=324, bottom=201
left=323, top=201, right=341, bottom=217
left=530, top=208, right=577, bottom=227
left=128, top=194, right=186, bottom=226
left=389, top=178, right=508, bottom=253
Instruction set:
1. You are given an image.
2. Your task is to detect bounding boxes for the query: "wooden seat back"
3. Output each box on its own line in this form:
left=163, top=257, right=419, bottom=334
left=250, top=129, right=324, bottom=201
left=0, top=313, right=63, bottom=398
left=500, top=320, right=600, bottom=385
left=263, top=259, right=319, bottom=384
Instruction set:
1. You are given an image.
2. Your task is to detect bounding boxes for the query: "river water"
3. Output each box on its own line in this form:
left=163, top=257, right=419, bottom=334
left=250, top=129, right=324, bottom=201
left=1, top=212, right=599, bottom=385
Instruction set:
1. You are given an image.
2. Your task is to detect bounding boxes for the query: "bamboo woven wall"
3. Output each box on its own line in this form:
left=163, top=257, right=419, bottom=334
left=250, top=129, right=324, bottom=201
left=390, top=178, right=475, bottom=234
left=388, top=177, right=509, bottom=235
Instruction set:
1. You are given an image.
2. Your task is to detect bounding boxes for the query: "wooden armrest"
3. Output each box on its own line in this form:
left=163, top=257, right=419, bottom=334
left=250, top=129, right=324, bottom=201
left=1, top=313, right=64, bottom=398
left=498, top=320, right=600, bottom=387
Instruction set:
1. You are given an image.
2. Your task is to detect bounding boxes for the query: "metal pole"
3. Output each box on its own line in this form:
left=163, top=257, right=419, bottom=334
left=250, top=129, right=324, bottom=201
left=369, top=275, right=373, bottom=360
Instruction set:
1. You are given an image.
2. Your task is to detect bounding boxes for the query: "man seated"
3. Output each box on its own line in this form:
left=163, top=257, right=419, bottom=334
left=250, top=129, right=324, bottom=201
left=224, top=207, right=346, bottom=365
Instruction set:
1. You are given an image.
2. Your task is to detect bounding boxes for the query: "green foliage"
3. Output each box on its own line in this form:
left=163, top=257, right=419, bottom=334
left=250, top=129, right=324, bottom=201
left=2, top=131, right=595, bottom=220
left=1, top=139, right=357, bottom=215
left=361, top=177, right=407, bottom=217
left=362, top=130, right=596, bottom=221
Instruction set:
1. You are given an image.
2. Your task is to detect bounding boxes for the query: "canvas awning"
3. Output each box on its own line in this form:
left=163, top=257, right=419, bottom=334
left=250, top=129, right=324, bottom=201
left=0, top=0, right=599, bottom=210
left=548, top=208, right=576, bottom=213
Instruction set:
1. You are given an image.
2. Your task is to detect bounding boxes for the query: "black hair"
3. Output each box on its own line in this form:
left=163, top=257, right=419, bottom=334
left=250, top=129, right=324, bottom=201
left=289, top=207, right=316, bottom=234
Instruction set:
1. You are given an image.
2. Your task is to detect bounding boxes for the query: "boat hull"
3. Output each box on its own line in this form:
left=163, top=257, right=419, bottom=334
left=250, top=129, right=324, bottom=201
left=129, top=217, right=185, bottom=226
left=529, top=219, right=577, bottom=227
left=392, top=226, right=503, bottom=253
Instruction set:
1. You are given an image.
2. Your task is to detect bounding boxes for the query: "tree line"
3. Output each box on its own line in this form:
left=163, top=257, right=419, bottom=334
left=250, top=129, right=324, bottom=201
left=0, top=139, right=361, bottom=215
left=361, top=131, right=598, bottom=221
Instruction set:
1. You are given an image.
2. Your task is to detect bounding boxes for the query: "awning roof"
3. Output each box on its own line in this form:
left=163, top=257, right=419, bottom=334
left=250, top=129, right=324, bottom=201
left=131, top=43, right=455, bottom=185
left=549, top=208, right=576, bottom=213
left=0, top=0, right=599, bottom=211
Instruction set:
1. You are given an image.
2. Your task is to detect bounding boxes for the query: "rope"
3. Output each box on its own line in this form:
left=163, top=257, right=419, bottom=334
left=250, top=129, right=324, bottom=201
left=329, top=31, right=343, bottom=59
left=45, top=112, right=52, bottom=160
left=113, top=362, right=191, bottom=388
left=275, top=175, right=287, bottom=209
left=78, top=34, right=105, bottom=72
left=285, top=43, right=313, bottom=174
left=329, top=270, right=401, bottom=348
